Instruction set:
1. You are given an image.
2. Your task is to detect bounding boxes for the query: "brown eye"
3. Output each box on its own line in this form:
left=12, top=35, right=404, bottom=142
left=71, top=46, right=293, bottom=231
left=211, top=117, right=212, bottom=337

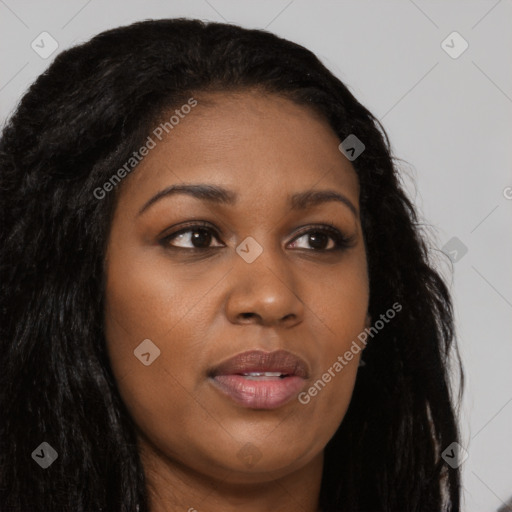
left=161, top=224, right=224, bottom=250
left=288, top=226, right=355, bottom=251
left=291, top=231, right=333, bottom=250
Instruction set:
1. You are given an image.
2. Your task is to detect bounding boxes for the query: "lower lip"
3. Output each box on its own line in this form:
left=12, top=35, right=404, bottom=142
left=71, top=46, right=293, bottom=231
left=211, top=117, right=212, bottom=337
left=210, top=374, right=306, bottom=409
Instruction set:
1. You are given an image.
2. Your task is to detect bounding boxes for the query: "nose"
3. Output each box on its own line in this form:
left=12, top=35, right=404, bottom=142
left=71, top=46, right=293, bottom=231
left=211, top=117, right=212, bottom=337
left=224, top=244, right=305, bottom=328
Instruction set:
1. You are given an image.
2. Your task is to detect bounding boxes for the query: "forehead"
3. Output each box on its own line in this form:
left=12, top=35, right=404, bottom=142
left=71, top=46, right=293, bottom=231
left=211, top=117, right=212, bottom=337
left=118, top=89, right=359, bottom=208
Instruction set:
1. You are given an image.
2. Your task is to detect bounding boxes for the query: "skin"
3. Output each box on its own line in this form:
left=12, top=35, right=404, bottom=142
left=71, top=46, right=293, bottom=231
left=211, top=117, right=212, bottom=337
left=104, top=89, right=371, bottom=512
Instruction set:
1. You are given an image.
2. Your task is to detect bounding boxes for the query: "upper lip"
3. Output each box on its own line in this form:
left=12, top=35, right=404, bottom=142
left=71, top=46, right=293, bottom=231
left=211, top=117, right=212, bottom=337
left=209, top=349, right=310, bottom=378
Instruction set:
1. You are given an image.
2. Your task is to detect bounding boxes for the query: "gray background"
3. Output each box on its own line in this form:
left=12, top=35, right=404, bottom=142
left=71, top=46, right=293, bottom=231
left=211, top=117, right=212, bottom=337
left=1, top=1, right=511, bottom=510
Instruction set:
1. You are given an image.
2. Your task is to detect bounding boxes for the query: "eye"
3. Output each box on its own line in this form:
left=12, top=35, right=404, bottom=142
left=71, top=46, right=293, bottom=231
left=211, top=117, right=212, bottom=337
left=160, top=222, right=224, bottom=250
left=160, top=222, right=355, bottom=252
left=288, top=225, right=355, bottom=251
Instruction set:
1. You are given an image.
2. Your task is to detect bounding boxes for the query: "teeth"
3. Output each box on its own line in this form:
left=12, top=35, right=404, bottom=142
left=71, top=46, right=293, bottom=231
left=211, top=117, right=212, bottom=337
left=241, top=372, right=284, bottom=377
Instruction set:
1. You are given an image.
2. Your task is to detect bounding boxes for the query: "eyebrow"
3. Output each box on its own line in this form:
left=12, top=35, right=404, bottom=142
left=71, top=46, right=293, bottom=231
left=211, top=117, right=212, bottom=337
left=137, top=183, right=358, bottom=217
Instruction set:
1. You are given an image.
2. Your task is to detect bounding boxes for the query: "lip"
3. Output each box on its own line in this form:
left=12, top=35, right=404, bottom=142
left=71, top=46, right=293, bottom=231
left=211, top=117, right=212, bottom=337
left=208, top=349, right=309, bottom=410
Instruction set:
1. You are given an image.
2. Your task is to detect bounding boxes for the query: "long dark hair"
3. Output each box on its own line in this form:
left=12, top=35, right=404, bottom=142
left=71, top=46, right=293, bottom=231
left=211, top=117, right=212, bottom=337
left=0, top=18, right=463, bottom=511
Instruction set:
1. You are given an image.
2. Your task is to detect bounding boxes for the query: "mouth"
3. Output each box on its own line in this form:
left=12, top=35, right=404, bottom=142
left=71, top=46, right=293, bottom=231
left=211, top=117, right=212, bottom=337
left=208, top=349, right=309, bottom=410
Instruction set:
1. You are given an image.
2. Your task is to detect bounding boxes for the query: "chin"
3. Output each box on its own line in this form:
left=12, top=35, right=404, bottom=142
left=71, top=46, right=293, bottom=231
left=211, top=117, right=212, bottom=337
left=197, top=442, right=321, bottom=484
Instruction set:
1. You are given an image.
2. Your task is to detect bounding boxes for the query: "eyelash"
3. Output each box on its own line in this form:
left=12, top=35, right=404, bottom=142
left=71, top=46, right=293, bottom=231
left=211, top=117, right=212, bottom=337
left=159, top=221, right=355, bottom=253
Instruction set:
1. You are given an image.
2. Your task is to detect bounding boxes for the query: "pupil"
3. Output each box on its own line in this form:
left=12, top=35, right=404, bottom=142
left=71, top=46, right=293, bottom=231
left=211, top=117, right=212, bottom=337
left=191, top=228, right=212, bottom=248
left=309, top=232, right=328, bottom=250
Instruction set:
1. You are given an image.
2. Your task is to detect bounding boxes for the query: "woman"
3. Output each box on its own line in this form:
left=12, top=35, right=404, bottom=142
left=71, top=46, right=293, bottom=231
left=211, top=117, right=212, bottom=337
left=0, top=18, right=464, bottom=511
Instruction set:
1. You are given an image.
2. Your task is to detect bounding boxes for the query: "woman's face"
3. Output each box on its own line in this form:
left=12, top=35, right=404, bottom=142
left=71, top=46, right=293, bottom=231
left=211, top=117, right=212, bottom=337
left=104, top=90, right=370, bottom=484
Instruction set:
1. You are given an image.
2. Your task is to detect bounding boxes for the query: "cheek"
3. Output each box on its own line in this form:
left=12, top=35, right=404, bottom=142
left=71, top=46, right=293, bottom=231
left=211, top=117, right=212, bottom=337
left=102, top=250, right=216, bottom=461
left=102, top=243, right=220, bottom=414
left=103, top=238, right=223, bottom=352
left=104, top=246, right=179, bottom=339
left=308, top=249, right=369, bottom=346
left=297, top=253, right=369, bottom=422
